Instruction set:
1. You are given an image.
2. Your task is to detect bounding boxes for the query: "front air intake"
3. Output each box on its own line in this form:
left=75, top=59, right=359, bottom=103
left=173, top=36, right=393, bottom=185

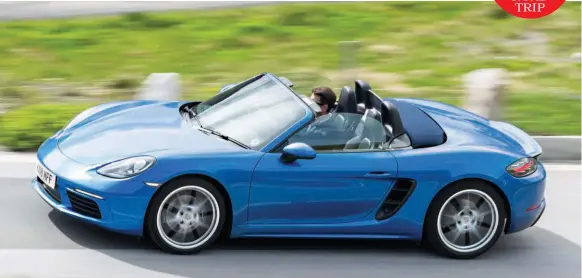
left=66, top=190, right=102, bottom=219
left=375, top=179, right=416, bottom=221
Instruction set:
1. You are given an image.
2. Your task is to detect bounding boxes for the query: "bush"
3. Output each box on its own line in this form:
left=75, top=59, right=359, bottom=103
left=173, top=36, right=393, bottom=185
left=0, top=103, right=94, bottom=151
left=106, top=77, right=140, bottom=89
left=101, top=12, right=182, bottom=30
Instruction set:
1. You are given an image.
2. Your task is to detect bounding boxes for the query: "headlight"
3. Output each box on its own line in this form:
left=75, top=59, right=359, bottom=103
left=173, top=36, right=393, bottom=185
left=97, top=156, right=156, bottom=179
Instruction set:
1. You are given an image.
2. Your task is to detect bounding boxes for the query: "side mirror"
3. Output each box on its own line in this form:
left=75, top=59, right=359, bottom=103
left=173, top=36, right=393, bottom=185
left=218, top=84, right=236, bottom=94
left=280, top=142, right=316, bottom=163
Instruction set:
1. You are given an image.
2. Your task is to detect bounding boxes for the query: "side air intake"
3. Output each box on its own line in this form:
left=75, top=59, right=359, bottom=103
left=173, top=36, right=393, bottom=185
left=375, top=179, right=416, bottom=221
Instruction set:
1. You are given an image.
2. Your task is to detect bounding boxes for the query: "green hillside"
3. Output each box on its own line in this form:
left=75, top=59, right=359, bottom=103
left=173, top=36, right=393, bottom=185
left=0, top=2, right=580, bottom=135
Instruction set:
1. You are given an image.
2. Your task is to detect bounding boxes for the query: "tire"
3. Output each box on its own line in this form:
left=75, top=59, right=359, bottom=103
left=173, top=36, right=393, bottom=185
left=145, top=177, right=227, bottom=255
left=423, top=180, right=506, bottom=259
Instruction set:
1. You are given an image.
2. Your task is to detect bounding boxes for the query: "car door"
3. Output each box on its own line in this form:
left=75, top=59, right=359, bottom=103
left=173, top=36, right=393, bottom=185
left=247, top=112, right=399, bottom=225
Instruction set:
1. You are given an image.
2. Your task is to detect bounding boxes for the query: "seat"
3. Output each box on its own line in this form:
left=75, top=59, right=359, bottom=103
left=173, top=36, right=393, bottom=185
left=344, top=109, right=385, bottom=150
left=361, top=109, right=385, bottom=149
left=354, top=80, right=371, bottom=108
left=359, top=138, right=372, bottom=149
left=333, top=86, right=360, bottom=132
left=343, top=111, right=367, bottom=150
left=344, top=136, right=371, bottom=150
left=335, top=86, right=357, bottom=114
left=344, top=136, right=364, bottom=150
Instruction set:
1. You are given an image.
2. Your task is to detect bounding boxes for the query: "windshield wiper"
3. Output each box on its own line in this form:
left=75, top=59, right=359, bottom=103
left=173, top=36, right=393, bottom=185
left=196, top=126, right=250, bottom=149
left=182, top=105, right=204, bottom=127
left=183, top=107, right=204, bottom=128
left=192, top=115, right=203, bottom=128
left=183, top=106, right=197, bottom=119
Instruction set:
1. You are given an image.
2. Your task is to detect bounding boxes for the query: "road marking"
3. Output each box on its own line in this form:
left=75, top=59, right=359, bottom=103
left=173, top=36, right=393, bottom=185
left=0, top=152, right=36, bottom=163
left=544, top=164, right=581, bottom=171
left=533, top=136, right=582, bottom=139
left=0, top=249, right=187, bottom=278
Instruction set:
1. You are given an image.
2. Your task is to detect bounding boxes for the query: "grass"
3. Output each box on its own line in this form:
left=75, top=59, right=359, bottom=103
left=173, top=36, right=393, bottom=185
left=0, top=2, right=580, bottom=135
left=0, top=103, right=95, bottom=151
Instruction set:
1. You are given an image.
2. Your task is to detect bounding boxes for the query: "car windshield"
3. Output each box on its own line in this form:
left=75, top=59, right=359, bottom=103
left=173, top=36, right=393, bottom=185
left=194, top=75, right=309, bottom=150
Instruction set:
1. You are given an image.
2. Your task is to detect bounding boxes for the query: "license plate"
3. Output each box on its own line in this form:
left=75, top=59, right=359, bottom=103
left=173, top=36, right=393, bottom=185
left=36, top=161, right=56, bottom=189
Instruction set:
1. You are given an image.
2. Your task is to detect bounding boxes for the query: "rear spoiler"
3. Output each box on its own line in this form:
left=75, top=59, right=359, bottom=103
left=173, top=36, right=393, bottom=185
left=489, top=121, right=542, bottom=158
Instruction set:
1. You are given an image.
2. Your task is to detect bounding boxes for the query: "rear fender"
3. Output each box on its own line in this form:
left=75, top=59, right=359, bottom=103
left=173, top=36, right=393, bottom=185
left=389, top=146, right=521, bottom=238
left=489, top=121, right=542, bottom=158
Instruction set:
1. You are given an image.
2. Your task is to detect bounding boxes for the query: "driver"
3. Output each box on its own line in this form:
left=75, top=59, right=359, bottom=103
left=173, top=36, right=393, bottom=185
left=311, top=87, right=337, bottom=119
left=289, top=87, right=343, bottom=151
left=302, top=87, right=338, bottom=137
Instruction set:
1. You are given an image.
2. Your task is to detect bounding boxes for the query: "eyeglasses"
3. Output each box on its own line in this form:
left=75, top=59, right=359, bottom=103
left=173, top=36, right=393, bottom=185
left=311, top=94, right=325, bottom=106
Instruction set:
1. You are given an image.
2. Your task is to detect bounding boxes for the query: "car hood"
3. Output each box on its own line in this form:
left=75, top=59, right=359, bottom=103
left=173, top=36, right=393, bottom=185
left=395, top=98, right=540, bottom=157
left=56, top=100, right=243, bottom=165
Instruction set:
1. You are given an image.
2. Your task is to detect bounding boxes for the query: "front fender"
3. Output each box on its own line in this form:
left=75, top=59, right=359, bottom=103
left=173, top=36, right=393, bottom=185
left=135, top=150, right=265, bottom=228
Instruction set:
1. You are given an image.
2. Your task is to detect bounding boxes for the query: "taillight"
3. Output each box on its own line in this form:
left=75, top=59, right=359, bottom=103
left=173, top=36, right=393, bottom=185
left=506, top=157, right=538, bottom=178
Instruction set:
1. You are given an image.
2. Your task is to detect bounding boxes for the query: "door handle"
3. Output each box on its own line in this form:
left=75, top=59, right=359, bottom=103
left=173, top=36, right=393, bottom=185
left=364, top=172, right=392, bottom=178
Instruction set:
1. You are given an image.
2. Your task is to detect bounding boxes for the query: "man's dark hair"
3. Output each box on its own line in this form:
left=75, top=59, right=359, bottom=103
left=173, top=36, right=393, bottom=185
left=312, top=87, right=337, bottom=112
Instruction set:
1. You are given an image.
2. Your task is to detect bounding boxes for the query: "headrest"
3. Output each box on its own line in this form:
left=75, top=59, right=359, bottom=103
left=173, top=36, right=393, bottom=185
left=355, top=80, right=371, bottom=107
left=336, top=86, right=357, bottom=114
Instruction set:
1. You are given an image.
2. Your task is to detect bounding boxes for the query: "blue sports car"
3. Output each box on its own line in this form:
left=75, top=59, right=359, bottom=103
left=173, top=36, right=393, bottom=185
left=32, top=72, right=546, bottom=259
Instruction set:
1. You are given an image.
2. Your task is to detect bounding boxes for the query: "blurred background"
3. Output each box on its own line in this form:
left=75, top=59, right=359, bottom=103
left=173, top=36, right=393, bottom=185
left=0, top=1, right=579, bottom=151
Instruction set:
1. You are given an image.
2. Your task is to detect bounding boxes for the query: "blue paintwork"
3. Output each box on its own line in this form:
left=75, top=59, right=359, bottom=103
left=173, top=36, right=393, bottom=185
left=56, top=100, right=246, bottom=165
left=32, top=73, right=546, bottom=244
left=248, top=150, right=399, bottom=226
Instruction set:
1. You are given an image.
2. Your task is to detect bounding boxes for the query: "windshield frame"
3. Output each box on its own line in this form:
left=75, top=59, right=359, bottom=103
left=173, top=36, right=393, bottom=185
left=193, top=73, right=315, bottom=152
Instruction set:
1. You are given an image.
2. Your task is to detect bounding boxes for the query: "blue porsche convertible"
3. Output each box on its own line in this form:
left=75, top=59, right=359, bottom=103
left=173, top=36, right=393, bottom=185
left=32, top=72, right=546, bottom=259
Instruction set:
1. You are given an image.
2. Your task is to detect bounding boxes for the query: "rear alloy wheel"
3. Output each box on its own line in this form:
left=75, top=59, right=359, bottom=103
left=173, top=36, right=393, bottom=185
left=146, top=178, right=226, bottom=254
left=424, top=181, right=506, bottom=259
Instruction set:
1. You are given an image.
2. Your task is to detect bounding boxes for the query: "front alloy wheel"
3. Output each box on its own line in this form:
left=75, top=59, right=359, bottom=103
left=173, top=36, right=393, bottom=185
left=146, top=178, right=226, bottom=254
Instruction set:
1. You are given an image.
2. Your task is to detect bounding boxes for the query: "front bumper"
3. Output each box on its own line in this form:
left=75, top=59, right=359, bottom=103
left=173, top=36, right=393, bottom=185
left=31, top=138, right=157, bottom=236
left=33, top=178, right=108, bottom=228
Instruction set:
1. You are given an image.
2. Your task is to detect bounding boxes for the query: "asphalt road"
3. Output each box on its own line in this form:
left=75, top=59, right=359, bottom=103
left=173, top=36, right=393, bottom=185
left=0, top=165, right=579, bottom=278
left=1, top=2, right=579, bottom=277
left=0, top=1, right=276, bottom=21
